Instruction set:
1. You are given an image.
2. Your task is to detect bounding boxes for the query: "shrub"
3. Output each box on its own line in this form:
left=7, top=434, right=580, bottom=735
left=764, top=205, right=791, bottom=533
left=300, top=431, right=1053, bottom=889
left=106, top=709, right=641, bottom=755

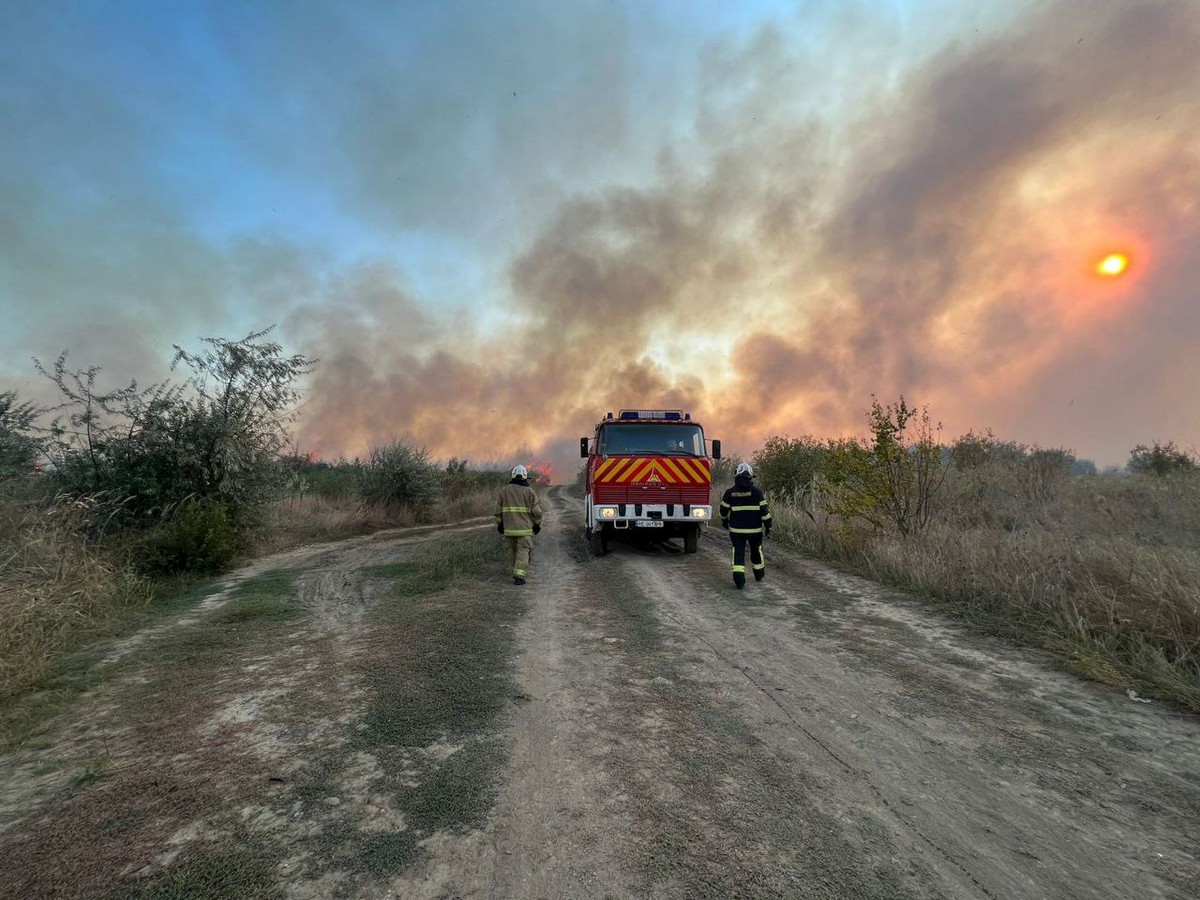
left=827, top=396, right=949, bottom=536
left=1017, top=448, right=1075, bottom=506
left=358, top=441, right=442, bottom=512
left=951, top=430, right=1025, bottom=470
left=439, top=458, right=509, bottom=500
left=1129, top=441, right=1197, bottom=476
left=752, top=435, right=828, bottom=497
left=282, top=456, right=363, bottom=502
left=0, top=392, right=46, bottom=481
left=133, top=501, right=244, bottom=576
left=36, top=327, right=314, bottom=529
left=1072, top=458, right=1098, bottom=477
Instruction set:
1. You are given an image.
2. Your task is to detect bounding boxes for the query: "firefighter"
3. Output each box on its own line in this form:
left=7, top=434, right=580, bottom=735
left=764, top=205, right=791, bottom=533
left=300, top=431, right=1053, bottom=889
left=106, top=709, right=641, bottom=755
left=495, top=464, right=543, bottom=585
left=719, top=462, right=772, bottom=589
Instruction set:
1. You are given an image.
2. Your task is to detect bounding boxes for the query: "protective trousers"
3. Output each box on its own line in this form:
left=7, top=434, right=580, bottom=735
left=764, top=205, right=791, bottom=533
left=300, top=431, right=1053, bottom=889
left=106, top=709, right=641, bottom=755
left=505, top=535, right=533, bottom=579
left=730, top=533, right=765, bottom=587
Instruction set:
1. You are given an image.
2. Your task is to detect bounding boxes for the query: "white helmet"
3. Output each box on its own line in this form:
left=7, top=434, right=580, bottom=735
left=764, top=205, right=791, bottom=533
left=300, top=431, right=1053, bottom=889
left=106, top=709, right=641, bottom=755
left=511, top=464, right=528, bottom=479
left=735, top=462, right=754, bottom=478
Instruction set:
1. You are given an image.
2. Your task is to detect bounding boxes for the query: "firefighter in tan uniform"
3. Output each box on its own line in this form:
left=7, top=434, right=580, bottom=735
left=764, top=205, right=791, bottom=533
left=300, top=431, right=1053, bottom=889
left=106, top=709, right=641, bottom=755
left=495, top=465, right=544, bottom=585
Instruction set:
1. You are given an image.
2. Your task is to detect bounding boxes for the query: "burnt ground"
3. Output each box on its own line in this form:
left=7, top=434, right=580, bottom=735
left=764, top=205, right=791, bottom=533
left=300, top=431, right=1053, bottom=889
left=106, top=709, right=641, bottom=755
left=1, top=487, right=1198, bottom=899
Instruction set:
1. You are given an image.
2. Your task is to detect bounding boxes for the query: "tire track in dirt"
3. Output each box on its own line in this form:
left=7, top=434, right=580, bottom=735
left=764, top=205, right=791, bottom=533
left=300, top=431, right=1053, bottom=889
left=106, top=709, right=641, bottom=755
left=389, top=485, right=644, bottom=899
left=649, top=570, right=1000, bottom=899
left=553, top=505, right=946, bottom=899
left=618, top=521, right=1200, bottom=899
left=101, top=517, right=496, bottom=667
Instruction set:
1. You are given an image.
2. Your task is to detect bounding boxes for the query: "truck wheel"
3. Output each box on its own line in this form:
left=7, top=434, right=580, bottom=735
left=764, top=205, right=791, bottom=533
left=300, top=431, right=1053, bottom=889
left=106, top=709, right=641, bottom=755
left=588, top=526, right=607, bottom=557
left=683, top=524, right=699, bottom=554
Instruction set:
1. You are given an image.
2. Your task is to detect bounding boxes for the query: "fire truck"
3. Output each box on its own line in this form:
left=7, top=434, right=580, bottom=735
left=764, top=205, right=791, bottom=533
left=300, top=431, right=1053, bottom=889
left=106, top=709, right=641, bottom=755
left=580, top=409, right=721, bottom=557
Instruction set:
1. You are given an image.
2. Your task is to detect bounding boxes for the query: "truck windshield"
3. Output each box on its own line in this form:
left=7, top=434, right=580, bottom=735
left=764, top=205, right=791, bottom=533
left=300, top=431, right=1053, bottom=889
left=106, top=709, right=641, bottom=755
left=598, top=424, right=704, bottom=456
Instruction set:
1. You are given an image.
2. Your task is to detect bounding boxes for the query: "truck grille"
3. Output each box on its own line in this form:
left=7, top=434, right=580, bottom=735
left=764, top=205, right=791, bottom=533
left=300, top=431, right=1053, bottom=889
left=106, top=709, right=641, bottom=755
left=593, top=483, right=712, bottom=505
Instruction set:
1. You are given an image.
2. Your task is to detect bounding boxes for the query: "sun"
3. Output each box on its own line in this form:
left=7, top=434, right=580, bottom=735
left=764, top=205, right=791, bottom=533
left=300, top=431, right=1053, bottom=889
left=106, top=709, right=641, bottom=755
left=1096, top=253, right=1129, bottom=277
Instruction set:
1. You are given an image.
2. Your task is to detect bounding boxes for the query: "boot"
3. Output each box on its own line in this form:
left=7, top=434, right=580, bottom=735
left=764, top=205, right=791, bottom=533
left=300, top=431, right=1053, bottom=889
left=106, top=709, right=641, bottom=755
left=514, top=576, right=526, bottom=585
left=733, top=572, right=746, bottom=589
left=754, top=569, right=765, bottom=582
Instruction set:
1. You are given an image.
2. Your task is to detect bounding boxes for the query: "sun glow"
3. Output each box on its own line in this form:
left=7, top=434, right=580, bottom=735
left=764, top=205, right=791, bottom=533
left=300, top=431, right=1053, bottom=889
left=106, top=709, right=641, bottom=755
left=1096, top=253, right=1129, bottom=277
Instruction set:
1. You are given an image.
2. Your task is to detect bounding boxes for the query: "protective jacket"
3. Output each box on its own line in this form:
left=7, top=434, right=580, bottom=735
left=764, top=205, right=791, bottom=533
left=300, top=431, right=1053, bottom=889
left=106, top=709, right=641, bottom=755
left=719, top=474, right=772, bottom=535
left=495, top=478, right=543, bottom=537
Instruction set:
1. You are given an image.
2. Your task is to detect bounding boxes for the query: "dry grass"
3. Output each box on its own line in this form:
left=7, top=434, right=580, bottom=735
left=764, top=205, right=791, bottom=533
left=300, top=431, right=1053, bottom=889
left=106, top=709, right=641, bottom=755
left=0, top=491, right=152, bottom=701
left=252, top=486, right=499, bottom=555
left=771, top=468, right=1200, bottom=711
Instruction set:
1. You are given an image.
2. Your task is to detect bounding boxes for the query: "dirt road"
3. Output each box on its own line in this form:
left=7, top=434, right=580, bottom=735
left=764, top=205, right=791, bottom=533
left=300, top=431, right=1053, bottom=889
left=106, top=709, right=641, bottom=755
left=2, top=485, right=1198, bottom=899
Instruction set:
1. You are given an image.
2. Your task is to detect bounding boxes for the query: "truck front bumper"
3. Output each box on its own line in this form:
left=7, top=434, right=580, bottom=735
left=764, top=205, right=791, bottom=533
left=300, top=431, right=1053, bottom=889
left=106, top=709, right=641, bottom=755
left=587, top=500, right=711, bottom=530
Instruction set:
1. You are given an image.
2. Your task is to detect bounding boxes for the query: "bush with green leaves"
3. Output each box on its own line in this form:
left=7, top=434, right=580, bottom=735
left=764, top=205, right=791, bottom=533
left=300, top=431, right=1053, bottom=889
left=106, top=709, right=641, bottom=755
left=357, top=441, right=442, bottom=512
left=298, top=458, right=363, bottom=500
left=133, top=500, right=244, bottom=575
left=0, top=391, right=46, bottom=480
left=754, top=397, right=950, bottom=536
left=439, top=458, right=509, bottom=499
left=1129, top=441, right=1197, bottom=476
left=752, top=435, right=828, bottom=497
left=951, top=430, right=1026, bottom=470
left=752, top=435, right=869, bottom=521
left=830, top=397, right=950, bottom=536
left=36, top=327, right=314, bottom=529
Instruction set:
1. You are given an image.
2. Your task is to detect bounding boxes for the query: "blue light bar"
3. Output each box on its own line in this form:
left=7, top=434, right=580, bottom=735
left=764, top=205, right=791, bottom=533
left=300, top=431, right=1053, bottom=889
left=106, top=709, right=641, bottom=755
left=617, top=409, right=686, bottom=421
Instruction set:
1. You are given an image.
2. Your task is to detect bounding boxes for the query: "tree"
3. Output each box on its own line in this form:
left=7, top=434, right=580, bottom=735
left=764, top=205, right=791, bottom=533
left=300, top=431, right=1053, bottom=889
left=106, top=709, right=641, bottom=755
left=1129, top=441, right=1197, bottom=476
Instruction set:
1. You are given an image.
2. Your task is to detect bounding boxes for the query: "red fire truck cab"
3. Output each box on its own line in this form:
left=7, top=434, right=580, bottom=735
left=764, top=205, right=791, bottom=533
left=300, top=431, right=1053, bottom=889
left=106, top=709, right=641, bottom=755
left=580, top=409, right=721, bottom=556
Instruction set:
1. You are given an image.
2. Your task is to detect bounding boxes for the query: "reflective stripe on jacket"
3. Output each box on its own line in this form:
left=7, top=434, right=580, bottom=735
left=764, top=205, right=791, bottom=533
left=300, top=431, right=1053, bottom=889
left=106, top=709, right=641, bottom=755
left=719, top=475, right=771, bottom=534
left=495, top=480, right=543, bottom=537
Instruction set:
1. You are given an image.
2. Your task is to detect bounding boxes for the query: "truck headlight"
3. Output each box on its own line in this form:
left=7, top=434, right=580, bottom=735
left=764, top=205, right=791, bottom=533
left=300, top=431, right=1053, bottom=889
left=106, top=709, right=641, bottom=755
left=598, top=506, right=618, bottom=519
left=691, top=507, right=710, bottom=518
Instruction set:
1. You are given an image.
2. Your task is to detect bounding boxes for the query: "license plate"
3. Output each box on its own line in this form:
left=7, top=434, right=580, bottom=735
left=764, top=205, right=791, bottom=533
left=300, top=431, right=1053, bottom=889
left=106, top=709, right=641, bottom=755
left=634, top=520, right=664, bottom=528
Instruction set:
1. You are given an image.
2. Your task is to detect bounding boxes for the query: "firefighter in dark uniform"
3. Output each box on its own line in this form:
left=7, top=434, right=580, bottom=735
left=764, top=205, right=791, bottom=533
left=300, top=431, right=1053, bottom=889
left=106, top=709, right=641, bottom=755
left=719, top=462, right=772, bottom=589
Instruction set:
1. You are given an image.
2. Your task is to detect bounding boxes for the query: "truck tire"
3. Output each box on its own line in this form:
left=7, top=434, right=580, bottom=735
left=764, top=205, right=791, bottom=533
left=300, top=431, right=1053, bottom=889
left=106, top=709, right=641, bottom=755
left=588, top=526, right=607, bottom=557
left=683, top=524, right=699, bottom=554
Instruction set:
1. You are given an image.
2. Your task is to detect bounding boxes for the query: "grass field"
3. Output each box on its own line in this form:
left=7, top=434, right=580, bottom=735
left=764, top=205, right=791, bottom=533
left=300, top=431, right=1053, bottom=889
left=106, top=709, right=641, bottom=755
left=767, top=467, right=1200, bottom=711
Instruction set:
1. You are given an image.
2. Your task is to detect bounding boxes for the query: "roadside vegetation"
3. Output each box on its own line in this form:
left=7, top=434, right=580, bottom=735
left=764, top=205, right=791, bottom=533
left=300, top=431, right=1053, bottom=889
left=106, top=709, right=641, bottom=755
left=0, top=329, right=521, bottom=713
left=750, top=397, right=1200, bottom=711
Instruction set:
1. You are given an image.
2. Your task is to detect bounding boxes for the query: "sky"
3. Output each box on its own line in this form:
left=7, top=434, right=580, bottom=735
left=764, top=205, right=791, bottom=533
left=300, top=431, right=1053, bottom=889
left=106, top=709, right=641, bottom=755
left=2, top=0, right=1198, bottom=476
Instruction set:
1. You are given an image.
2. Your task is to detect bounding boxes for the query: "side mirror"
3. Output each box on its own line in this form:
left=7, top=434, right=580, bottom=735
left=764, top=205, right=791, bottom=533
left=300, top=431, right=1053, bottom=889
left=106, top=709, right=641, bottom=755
left=579, top=437, right=589, bottom=458
left=711, top=439, right=721, bottom=460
